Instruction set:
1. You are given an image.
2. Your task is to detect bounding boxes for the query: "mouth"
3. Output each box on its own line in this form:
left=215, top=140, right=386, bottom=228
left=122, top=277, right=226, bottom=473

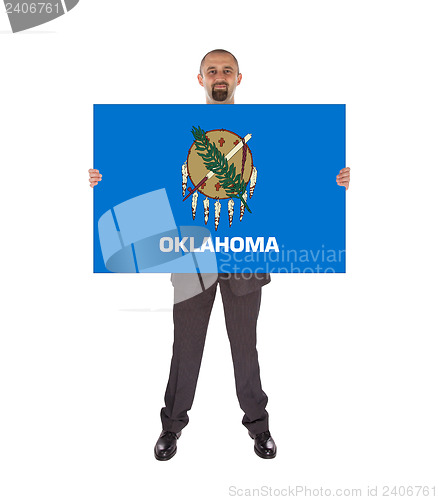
left=214, top=84, right=227, bottom=89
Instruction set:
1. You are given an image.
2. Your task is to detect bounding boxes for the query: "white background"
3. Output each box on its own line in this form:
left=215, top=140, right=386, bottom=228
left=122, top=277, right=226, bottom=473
left=1, top=1, right=438, bottom=499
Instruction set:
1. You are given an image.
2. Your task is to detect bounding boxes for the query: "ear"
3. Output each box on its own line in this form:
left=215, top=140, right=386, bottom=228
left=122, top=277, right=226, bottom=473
left=237, top=73, right=242, bottom=86
left=197, top=74, right=204, bottom=87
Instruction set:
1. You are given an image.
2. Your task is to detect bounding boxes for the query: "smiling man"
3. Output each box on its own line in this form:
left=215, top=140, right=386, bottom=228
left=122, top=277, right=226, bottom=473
left=197, top=50, right=242, bottom=103
left=151, top=50, right=277, bottom=462
left=88, top=49, right=350, bottom=462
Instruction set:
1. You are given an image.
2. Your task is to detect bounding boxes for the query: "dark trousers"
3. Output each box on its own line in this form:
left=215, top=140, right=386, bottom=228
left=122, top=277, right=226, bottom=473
left=160, top=276, right=269, bottom=435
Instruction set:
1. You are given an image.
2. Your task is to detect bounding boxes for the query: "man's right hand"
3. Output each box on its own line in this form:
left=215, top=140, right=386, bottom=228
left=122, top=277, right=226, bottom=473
left=89, top=169, right=102, bottom=188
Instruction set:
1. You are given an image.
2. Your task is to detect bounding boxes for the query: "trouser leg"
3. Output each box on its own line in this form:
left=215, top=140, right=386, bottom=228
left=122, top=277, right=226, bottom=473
left=160, top=281, right=217, bottom=433
left=219, top=279, right=269, bottom=435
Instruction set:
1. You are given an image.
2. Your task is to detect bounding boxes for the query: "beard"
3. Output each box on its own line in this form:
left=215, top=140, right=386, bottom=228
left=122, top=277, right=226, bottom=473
left=211, top=84, right=229, bottom=102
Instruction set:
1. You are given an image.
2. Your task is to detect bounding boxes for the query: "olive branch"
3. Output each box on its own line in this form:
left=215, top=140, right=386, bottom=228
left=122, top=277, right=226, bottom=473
left=191, top=126, right=251, bottom=213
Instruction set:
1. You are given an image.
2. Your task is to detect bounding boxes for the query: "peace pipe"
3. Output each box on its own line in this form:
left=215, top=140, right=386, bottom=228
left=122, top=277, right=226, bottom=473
left=182, top=133, right=252, bottom=201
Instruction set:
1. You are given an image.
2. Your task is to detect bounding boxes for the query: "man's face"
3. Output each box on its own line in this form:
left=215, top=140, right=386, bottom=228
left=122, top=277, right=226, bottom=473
left=197, top=53, right=242, bottom=104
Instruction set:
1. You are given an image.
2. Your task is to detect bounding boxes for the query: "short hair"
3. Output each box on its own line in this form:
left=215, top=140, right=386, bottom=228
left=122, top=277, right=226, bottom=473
left=199, top=49, right=240, bottom=76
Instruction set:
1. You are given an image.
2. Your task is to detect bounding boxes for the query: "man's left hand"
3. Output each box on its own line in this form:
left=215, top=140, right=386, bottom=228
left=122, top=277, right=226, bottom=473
left=336, top=167, right=350, bottom=190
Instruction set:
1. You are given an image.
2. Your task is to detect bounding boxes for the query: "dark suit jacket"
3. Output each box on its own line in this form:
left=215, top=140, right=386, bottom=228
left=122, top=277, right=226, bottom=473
left=225, top=273, right=271, bottom=295
left=171, top=272, right=270, bottom=301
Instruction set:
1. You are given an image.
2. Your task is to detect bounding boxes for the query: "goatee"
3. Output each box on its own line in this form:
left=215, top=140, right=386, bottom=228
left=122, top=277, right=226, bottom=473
left=212, top=87, right=228, bottom=102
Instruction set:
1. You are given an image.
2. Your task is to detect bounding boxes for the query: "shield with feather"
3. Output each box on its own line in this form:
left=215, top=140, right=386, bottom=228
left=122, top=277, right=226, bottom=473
left=181, top=127, right=258, bottom=230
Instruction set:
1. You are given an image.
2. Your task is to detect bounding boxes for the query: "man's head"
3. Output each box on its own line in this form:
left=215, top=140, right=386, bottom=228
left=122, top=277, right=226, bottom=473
left=198, top=49, right=242, bottom=104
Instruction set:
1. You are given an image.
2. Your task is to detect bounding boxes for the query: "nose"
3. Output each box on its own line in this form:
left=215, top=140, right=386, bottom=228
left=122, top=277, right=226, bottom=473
left=216, top=71, right=229, bottom=80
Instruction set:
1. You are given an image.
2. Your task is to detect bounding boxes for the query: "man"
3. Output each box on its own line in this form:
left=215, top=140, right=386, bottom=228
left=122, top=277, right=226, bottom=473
left=89, top=49, right=351, bottom=461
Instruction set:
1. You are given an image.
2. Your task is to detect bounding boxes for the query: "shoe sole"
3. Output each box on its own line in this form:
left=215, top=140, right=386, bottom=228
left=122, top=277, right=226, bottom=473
left=154, top=447, right=177, bottom=461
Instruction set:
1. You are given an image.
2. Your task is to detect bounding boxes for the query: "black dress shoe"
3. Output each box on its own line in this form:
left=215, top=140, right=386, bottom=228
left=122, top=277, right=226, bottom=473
left=249, top=430, right=277, bottom=459
left=154, top=430, right=182, bottom=461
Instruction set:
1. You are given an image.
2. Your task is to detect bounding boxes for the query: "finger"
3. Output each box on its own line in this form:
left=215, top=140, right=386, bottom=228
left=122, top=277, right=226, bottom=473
left=337, top=173, right=350, bottom=180
left=89, top=174, right=102, bottom=180
left=339, top=167, right=350, bottom=173
left=90, top=182, right=98, bottom=187
left=337, top=181, right=349, bottom=188
left=88, top=169, right=100, bottom=173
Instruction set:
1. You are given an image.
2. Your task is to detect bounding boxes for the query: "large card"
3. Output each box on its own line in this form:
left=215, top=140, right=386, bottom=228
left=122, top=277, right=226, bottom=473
left=93, top=104, right=345, bottom=273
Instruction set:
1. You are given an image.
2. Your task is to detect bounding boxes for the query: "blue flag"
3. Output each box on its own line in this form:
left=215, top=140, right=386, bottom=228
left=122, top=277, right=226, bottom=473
left=94, top=104, right=345, bottom=273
